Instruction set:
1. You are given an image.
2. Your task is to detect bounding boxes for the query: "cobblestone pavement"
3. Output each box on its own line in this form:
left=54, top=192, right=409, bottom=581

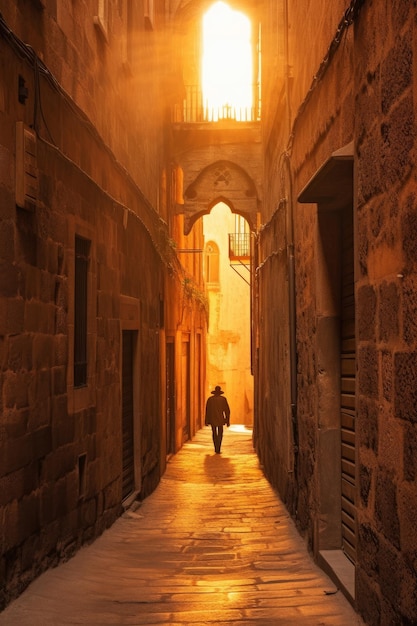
left=0, top=426, right=364, bottom=625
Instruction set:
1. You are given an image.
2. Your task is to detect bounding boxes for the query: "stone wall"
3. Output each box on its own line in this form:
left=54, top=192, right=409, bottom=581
left=258, top=0, right=355, bottom=537
left=257, top=1, right=417, bottom=624
left=0, top=1, right=203, bottom=609
left=354, top=3, right=417, bottom=624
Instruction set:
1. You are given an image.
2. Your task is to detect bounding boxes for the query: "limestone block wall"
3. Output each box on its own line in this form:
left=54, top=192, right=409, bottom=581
left=0, top=1, right=175, bottom=609
left=354, top=3, right=417, bottom=624
left=258, top=0, right=417, bottom=624
left=258, top=0, right=356, bottom=535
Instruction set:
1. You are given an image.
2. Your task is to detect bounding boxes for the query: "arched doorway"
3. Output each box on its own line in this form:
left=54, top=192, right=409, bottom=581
left=203, top=202, right=253, bottom=426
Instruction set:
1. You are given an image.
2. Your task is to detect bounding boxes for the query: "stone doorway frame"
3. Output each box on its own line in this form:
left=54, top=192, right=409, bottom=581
left=298, top=142, right=356, bottom=604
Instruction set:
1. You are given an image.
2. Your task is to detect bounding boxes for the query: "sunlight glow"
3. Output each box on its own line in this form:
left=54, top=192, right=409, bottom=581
left=202, top=2, right=253, bottom=121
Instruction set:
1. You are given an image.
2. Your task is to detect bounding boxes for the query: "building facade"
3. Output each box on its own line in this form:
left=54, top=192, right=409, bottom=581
left=203, top=202, right=253, bottom=425
left=0, top=0, right=207, bottom=610
left=257, top=1, right=417, bottom=624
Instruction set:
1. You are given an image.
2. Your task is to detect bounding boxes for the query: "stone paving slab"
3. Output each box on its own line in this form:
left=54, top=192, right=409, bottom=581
left=0, top=426, right=364, bottom=625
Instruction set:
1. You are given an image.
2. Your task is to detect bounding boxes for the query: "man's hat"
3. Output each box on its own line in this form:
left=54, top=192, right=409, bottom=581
left=211, top=385, right=224, bottom=395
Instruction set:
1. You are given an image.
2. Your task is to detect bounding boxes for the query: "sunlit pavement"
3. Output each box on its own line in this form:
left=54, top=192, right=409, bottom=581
left=0, top=426, right=364, bottom=625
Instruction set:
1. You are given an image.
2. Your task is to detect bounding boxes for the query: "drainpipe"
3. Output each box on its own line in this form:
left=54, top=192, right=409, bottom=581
left=283, top=0, right=298, bottom=480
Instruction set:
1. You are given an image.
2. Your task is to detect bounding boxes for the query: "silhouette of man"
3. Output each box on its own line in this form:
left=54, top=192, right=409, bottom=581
left=205, top=385, right=230, bottom=453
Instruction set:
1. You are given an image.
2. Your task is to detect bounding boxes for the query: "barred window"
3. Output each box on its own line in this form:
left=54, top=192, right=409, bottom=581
left=74, top=236, right=90, bottom=388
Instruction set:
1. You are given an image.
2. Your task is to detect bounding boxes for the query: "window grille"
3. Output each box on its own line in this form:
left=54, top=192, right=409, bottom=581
left=228, top=233, right=251, bottom=259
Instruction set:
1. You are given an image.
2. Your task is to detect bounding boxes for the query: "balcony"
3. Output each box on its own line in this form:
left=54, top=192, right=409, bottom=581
left=228, top=232, right=251, bottom=261
left=228, top=232, right=251, bottom=286
left=172, top=85, right=261, bottom=124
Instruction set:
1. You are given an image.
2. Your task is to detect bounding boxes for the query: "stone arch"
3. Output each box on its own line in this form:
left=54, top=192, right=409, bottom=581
left=182, top=160, right=259, bottom=234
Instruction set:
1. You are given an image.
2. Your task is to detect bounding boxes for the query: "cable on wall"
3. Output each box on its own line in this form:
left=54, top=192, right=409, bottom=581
left=286, top=0, right=366, bottom=157
left=0, top=11, right=179, bottom=274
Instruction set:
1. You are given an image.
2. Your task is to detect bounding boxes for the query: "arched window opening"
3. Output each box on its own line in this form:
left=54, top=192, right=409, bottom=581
left=202, top=2, right=253, bottom=121
left=205, top=240, right=220, bottom=284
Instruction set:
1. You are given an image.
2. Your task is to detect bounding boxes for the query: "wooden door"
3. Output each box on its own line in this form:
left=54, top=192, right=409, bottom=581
left=166, top=340, right=175, bottom=455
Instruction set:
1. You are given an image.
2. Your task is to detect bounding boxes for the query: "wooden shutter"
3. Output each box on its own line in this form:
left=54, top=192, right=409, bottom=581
left=340, top=208, right=356, bottom=563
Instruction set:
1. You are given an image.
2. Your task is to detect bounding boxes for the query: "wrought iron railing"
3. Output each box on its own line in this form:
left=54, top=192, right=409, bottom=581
left=229, top=233, right=251, bottom=260
left=172, top=85, right=261, bottom=123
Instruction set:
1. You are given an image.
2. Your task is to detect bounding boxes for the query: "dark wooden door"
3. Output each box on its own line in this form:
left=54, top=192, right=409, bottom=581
left=166, top=340, right=175, bottom=455
left=181, top=340, right=190, bottom=442
left=122, top=331, right=135, bottom=500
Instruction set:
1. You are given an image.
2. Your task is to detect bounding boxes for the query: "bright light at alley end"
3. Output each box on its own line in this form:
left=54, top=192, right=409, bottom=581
left=202, top=1, right=253, bottom=122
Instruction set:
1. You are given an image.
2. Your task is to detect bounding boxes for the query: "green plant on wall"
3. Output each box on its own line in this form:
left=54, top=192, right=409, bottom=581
left=182, top=276, right=208, bottom=316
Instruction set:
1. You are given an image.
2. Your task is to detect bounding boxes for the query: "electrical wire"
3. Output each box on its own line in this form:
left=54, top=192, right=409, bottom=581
left=259, top=0, right=365, bottom=241
left=0, top=11, right=179, bottom=274
left=286, top=0, right=366, bottom=156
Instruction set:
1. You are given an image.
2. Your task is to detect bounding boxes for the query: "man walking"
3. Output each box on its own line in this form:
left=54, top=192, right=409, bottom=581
left=205, top=385, right=230, bottom=453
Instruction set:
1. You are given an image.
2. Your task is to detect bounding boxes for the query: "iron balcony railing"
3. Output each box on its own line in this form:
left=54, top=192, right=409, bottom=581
left=229, top=233, right=251, bottom=260
left=172, top=85, right=261, bottom=123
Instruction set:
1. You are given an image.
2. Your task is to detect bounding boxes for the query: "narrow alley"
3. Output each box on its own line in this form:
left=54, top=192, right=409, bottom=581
left=2, top=2, right=417, bottom=624
left=0, top=427, right=363, bottom=626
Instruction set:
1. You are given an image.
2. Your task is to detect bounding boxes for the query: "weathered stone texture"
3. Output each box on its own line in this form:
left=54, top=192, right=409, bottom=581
left=8, top=335, right=33, bottom=372
left=0, top=0, right=188, bottom=609
left=375, top=468, right=401, bottom=550
left=391, top=0, right=411, bottom=31
left=377, top=538, right=411, bottom=624
left=358, top=397, right=379, bottom=453
left=378, top=281, right=399, bottom=343
left=357, top=284, right=376, bottom=341
left=381, top=28, right=412, bottom=115
left=359, top=463, right=372, bottom=508
left=381, top=349, right=393, bottom=402
left=358, top=522, right=379, bottom=578
left=260, top=2, right=417, bottom=624
left=403, top=423, right=417, bottom=482
left=357, top=219, right=369, bottom=277
left=402, top=201, right=417, bottom=269
left=358, top=345, right=379, bottom=398
left=380, top=95, right=414, bottom=189
left=357, top=128, right=383, bottom=205
left=394, top=352, right=417, bottom=422
left=356, top=567, right=381, bottom=626
left=0, top=262, right=20, bottom=298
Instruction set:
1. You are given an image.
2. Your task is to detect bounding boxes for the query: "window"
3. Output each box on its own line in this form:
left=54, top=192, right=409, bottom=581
left=74, top=236, right=90, bottom=388
left=229, top=215, right=250, bottom=259
left=205, top=241, right=220, bottom=284
left=202, top=2, right=253, bottom=121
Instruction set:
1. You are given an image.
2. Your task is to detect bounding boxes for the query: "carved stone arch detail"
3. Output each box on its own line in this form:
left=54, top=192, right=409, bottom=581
left=183, top=160, right=259, bottom=234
